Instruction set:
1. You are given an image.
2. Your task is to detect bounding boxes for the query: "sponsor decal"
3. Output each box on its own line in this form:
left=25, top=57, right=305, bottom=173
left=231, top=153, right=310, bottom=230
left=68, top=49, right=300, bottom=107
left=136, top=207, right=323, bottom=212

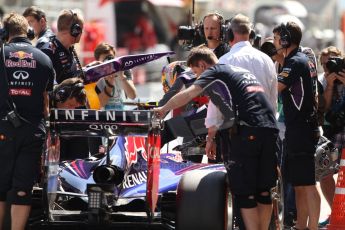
left=122, top=171, right=147, bottom=189
left=123, top=54, right=155, bottom=68
left=9, top=88, right=31, bottom=96
left=6, top=60, right=36, bottom=68
left=13, top=70, right=29, bottom=80
left=246, top=85, right=265, bottom=93
left=125, top=136, right=147, bottom=165
left=279, top=71, right=289, bottom=78
left=9, top=81, right=33, bottom=87
left=89, top=124, right=118, bottom=131
left=9, top=51, right=33, bottom=59
left=51, top=109, right=152, bottom=122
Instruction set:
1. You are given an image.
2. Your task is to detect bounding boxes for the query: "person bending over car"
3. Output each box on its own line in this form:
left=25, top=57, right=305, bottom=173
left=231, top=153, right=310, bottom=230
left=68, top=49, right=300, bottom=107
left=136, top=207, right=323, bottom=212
left=154, top=46, right=279, bottom=230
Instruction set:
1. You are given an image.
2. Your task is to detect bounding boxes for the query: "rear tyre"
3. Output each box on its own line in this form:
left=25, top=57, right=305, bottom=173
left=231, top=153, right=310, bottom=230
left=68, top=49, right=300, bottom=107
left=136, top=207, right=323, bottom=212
left=176, top=170, right=232, bottom=230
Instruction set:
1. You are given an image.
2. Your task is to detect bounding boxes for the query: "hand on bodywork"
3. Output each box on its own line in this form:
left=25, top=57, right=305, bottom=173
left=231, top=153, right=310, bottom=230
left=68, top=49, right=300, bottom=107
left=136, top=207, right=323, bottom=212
left=153, top=84, right=203, bottom=119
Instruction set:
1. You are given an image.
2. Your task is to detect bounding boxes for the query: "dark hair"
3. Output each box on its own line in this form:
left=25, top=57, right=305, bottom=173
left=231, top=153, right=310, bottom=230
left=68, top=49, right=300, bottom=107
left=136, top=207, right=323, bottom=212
left=273, top=21, right=302, bottom=46
left=23, top=6, right=46, bottom=21
left=260, top=38, right=277, bottom=57
left=186, top=45, right=217, bottom=67
left=94, top=42, right=116, bottom=60
left=52, top=77, right=86, bottom=106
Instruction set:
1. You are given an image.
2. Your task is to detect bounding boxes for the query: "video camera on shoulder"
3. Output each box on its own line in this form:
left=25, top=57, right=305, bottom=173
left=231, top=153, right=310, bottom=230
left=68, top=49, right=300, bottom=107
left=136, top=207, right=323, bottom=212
left=177, top=24, right=205, bottom=49
left=326, top=56, right=345, bottom=74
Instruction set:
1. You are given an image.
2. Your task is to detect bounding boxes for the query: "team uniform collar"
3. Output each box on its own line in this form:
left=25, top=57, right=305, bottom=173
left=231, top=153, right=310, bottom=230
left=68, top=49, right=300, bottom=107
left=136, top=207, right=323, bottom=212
left=8, top=36, right=32, bottom=44
left=285, top=47, right=299, bottom=60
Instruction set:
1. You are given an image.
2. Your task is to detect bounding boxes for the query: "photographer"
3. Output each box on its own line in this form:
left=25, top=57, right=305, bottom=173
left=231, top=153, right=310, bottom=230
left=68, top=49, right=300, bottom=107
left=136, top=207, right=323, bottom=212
left=39, top=9, right=84, bottom=84
left=23, top=6, right=55, bottom=49
left=92, top=42, right=137, bottom=110
left=317, top=46, right=345, bottom=227
left=0, top=13, right=54, bottom=230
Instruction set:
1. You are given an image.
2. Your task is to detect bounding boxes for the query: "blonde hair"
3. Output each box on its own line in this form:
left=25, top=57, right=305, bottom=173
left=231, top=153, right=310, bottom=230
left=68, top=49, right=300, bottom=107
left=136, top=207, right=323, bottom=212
left=57, top=9, right=83, bottom=32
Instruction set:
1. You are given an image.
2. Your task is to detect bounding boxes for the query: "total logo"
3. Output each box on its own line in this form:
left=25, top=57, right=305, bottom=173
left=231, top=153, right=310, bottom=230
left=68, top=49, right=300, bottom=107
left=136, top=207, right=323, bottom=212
left=13, top=70, right=29, bottom=80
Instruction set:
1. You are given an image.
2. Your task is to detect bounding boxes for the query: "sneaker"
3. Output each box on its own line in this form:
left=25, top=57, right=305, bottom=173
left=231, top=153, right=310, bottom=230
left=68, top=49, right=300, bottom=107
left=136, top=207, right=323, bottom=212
left=318, top=216, right=330, bottom=227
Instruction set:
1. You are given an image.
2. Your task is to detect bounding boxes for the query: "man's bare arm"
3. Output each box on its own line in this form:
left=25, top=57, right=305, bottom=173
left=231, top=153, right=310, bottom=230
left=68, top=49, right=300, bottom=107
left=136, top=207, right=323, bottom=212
left=154, top=85, right=203, bottom=118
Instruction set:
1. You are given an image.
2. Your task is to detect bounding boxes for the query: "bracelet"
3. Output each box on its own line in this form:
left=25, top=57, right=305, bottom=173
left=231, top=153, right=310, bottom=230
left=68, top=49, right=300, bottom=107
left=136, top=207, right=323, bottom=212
left=206, top=135, right=215, bottom=142
left=105, top=79, right=114, bottom=88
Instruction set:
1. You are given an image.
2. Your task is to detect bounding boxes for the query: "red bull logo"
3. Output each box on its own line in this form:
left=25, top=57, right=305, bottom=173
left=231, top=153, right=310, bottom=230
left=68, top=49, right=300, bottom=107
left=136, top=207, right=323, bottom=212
left=9, top=51, right=33, bottom=59
left=124, top=137, right=147, bottom=166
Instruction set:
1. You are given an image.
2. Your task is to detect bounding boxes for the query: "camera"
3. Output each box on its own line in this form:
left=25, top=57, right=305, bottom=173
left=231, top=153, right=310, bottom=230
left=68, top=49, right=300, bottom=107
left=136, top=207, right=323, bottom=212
left=177, top=25, right=205, bottom=49
left=326, top=56, right=345, bottom=74
left=6, top=110, right=22, bottom=128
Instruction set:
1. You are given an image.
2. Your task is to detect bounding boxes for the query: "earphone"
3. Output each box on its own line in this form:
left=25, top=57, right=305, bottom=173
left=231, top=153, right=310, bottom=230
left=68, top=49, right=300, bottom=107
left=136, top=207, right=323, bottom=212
left=279, top=23, right=291, bottom=48
left=225, top=17, right=255, bottom=43
left=69, top=10, right=82, bottom=37
left=0, top=18, right=35, bottom=41
left=54, top=82, right=84, bottom=104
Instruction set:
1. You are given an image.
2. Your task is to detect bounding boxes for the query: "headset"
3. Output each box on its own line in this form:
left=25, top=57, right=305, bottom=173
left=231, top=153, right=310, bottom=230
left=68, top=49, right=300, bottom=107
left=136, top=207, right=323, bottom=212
left=279, top=23, right=291, bottom=48
left=225, top=18, right=257, bottom=43
left=53, top=81, right=84, bottom=104
left=199, top=13, right=226, bottom=41
left=0, top=22, right=35, bottom=41
left=69, top=10, right=82, bottom=37
left=225, top=19, right=234, bottom=42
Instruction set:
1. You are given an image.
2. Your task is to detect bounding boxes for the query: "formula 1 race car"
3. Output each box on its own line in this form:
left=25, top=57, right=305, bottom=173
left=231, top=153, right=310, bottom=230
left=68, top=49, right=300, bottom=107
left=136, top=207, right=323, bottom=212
left=27, top=108, right=283, bottom=230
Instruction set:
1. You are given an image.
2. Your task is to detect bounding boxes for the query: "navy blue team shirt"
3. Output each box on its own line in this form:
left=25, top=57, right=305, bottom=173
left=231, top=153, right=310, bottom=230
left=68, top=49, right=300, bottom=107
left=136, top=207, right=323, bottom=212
left=1, top=37, right=55, bottom=121
left=40, top=36, right=81, bottom=83
left=278, top=48, right=318, bottom=126
left=193, top=64, right=277, bottom=130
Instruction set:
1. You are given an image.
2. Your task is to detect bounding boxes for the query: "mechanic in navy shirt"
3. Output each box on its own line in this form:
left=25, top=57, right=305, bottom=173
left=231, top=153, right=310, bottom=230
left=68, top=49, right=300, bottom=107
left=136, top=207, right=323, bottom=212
left=273, top=22, right=320, bottom=230
left=154, top=46, right=279, bottom=230
left=23, top=6, right=55, bottom=49
left=39, top=9, right=84, bottom=84
left=0, top=13, right=55, bottom=230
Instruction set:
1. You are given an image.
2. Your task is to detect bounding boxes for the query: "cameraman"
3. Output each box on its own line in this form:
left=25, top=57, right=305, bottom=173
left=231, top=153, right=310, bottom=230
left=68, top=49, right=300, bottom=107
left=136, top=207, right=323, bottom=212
left=39, top=9, right=84, bottom=84
left=318, top=46, right=345, bottom=227
left=0, top=13, right=54, bottom=230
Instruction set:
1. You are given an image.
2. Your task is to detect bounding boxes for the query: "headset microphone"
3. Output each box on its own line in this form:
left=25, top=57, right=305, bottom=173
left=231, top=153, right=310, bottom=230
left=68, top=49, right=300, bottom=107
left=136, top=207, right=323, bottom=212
left=207, top=36, right=221, bottom=41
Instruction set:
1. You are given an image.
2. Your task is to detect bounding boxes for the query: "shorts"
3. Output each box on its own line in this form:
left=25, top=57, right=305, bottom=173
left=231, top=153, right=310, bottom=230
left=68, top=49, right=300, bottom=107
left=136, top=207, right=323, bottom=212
left=284, top=123, right=318, bottom=186
left=285, top=123, right=319, bottom=158
left=225, top=126, right=279, bottom=195
left=0, top=120, right=45, bottom=202
left=285, top=156, right=316, bottom=186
